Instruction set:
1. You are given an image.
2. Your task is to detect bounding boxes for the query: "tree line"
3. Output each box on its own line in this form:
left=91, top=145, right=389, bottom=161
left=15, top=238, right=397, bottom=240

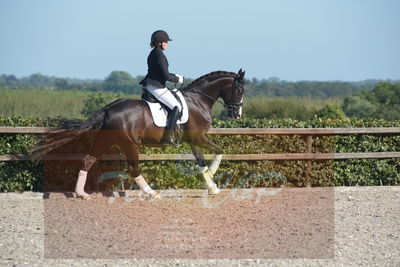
left=1, top=72, right=399, bottom=121
left=1, top=71, right=396, bottom=98
left=241, top=82, right=400, bottom=121
left=0, top=72, right=143, bottom=95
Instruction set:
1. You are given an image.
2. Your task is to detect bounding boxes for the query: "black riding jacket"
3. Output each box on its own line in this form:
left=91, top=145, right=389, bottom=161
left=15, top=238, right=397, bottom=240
left=140, top=46, right=178, bottom=88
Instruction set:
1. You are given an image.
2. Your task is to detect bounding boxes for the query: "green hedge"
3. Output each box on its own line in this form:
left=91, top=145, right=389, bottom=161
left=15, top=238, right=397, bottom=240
left=212, top=118, right=399, bottom=187
left=0, top=117, right=63, bottom=192
left=0, top=116, right=399, bottom=192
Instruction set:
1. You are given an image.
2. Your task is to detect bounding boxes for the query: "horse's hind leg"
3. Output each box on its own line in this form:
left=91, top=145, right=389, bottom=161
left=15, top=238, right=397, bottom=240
left=120, top=141, right=160, bottom=199
left=75, top=155, right=98, bottom=199
left=75, top=133, right=108, bottom=199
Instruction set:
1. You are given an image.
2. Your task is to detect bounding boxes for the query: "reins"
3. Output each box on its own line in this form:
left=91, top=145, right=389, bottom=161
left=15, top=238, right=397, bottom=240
left=169, top=80, right=227, bottom=107
left=182, top=88, right=242, bottom=113
left=170, top=75, right=243, bottom=112
left=184, top=89, right=228, bottom=107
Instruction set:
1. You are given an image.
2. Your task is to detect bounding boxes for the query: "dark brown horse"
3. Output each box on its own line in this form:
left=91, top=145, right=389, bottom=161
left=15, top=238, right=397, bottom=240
left=34, top=69, right=245, bottom=199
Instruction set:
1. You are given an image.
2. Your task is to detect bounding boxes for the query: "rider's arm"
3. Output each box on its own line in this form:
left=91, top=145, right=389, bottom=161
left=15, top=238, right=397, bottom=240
left=157, top=53, right=179, bottom=83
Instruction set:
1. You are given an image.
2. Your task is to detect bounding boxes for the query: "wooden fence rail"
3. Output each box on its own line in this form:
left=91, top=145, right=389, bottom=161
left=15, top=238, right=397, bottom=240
left=1, top=126, right=399, bottom=186
left=1, top=126, right=400, bottom=135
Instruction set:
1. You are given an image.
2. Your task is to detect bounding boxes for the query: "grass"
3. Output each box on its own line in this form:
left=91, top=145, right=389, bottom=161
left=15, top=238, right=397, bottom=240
left=0, top=88, right=344, bottom=120
left=0, top=89, right=131, bottom=119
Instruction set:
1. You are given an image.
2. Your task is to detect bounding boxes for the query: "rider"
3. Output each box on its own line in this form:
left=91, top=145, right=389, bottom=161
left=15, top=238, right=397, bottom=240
left=140, top=30, right=184, bottom=145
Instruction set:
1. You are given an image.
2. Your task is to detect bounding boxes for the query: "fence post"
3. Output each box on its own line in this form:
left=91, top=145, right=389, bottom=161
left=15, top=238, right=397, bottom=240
left=305, top=135, right=313, bottom=187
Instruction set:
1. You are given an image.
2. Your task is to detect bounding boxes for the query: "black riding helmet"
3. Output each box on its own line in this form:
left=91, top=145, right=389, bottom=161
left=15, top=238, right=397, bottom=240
left=151, top=30, right=172, bottom=43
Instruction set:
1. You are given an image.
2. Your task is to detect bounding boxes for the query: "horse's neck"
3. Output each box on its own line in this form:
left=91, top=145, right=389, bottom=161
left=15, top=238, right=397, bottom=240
left=183, top=77, right=231, bottom=121
left=206, top=77, right=231, bottom=97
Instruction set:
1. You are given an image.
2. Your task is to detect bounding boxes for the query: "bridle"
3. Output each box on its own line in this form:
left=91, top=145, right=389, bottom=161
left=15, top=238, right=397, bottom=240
left=225, top=79, right=244, bottom=113
left=181, top=78, right=243, bottom=113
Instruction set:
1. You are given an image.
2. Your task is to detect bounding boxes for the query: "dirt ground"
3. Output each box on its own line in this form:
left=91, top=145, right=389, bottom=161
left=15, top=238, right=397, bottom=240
left=0, top=187, right=399, bottom=266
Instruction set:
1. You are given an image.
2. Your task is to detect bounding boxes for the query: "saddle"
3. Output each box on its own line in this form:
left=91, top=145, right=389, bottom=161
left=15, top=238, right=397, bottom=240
left=141, top=88, right=189, bottom=128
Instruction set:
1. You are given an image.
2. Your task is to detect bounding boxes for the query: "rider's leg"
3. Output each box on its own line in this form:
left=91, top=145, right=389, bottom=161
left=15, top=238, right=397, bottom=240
left=147, top=86, right=182, bottom=112
left=161, top=106, right=180, bottom=144
left=146, top=86, right=182, bottom=145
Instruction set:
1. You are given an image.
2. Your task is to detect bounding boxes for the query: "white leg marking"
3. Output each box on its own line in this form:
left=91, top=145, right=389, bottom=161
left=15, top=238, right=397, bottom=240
left=134, top=175, right=160, bottom=199
left=75, top=170, right=90, bottom=199
left=209, top=154, right=223, bottom=176
left=200, top=166, right=220, bottom=195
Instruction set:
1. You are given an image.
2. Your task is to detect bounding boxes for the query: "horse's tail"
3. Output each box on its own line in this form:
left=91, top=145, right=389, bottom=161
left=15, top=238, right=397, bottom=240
left=31, top=108, right=107, bottom=162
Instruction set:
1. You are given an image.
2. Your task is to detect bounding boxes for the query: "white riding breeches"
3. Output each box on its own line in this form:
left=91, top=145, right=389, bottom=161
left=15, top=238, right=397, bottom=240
left=145, top=85, right=182, bottom=112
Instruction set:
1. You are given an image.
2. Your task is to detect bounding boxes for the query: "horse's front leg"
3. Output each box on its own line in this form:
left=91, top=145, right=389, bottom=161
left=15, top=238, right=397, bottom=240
left=209, top=154, right=223, bottom=176
left=190, top=144, right=220, bottom=195
left=194, top=137, right=224, bottom=175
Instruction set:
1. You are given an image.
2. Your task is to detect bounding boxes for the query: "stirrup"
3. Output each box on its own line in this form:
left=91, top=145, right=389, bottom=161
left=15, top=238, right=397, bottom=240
left=161, top=136, right=179, bottom=146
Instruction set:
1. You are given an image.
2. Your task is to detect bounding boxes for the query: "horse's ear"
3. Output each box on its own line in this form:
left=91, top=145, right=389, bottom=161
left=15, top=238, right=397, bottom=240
left=237, top=69, right=245, bottom=80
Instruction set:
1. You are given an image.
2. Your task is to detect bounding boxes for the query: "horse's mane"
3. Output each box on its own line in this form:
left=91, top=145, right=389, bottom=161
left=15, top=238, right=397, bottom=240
left=184, top=71, right=236, bottom=90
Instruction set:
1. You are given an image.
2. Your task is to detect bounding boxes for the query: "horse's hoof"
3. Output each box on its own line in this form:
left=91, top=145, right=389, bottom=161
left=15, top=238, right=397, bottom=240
left=149, top=191, right=161, bottom=199
left=76, top=193, right=91, bottom=200
left=208, top=185, right=220, bottom=195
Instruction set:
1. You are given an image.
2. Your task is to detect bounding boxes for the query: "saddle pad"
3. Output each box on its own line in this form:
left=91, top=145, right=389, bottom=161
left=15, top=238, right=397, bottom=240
left=143, top=89, right=189, bottom=127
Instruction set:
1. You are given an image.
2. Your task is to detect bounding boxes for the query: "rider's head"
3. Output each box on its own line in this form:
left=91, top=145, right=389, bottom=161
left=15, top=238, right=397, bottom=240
left=150, top=30, right=172, bottom=50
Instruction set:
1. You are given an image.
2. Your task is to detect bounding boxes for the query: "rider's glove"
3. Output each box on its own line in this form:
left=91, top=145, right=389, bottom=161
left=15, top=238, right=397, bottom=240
left=175, top=74, right=184, bottom=84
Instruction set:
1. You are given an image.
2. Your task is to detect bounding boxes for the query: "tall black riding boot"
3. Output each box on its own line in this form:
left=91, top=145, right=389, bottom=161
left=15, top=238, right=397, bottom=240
left=161, top=106, right=180, bottom=145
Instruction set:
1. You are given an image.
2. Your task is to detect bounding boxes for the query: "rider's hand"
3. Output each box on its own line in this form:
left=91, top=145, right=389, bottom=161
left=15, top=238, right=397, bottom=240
left=175, top=74, right=184, bottom=84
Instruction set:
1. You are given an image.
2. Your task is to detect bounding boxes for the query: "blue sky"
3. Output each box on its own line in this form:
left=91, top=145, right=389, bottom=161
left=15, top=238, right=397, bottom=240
left=0, top=0, right=399, bottom=81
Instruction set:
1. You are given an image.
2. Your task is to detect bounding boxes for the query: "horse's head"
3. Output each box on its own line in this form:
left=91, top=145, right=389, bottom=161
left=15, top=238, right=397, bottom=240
left=221, top=69, right=245, bottom=119
left=184, top=69, right=245, bottom=119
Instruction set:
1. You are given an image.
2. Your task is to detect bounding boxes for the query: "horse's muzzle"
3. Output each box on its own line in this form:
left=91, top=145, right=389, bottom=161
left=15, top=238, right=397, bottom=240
left=228, top=109, right=242, bottom=119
